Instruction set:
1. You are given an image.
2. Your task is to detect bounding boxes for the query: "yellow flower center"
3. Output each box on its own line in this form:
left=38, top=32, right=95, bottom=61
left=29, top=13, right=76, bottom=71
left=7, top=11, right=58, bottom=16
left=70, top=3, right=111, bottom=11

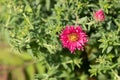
left=68, top=33, right=79, bottom=42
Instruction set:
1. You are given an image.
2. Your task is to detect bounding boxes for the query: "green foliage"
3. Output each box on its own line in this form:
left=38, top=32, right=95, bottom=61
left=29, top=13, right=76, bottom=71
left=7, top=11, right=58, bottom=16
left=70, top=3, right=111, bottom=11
left=1, top=0, right=120, bottom=80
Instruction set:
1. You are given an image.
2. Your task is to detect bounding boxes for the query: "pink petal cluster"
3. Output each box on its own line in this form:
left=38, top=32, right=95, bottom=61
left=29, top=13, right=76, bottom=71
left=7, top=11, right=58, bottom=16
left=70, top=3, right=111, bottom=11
left=60, top=25, right=88, bottom=53
left=94, top=9, right=105, bottom=22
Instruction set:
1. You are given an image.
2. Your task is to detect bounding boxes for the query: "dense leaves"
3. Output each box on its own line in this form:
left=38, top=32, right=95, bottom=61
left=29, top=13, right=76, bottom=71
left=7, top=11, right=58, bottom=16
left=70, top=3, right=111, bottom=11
left=1, top=0, right=120, bottom=80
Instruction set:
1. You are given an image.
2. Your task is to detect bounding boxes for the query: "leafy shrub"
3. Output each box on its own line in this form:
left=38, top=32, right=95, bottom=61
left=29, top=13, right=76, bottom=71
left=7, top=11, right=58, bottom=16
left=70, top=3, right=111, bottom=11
left=2, top=0, right=120, bottom=80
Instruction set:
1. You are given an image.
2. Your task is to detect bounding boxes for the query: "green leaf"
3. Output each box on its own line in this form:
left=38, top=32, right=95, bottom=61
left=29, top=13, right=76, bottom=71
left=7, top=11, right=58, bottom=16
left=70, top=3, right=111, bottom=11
left=106, top=46, right=113, bottom=53
left=78, top=16, right=88, bottom=24
left=26, top=65, right=35, bottom=80
left=102, top=44, right=108, bottom=53
left=36, top=63, right=45, bottom=74
left=113, top=42, right=120, bottom=46
left=46, top=0, right=50, bottom=10
left=73, top=58, right=81, bottom=68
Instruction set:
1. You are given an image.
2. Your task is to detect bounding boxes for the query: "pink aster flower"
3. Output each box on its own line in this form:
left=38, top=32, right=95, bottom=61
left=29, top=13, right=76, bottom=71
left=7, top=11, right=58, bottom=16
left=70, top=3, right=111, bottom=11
left=93, top=9, right=105, bottom=22
left=60, top=25, right=88, bottom=53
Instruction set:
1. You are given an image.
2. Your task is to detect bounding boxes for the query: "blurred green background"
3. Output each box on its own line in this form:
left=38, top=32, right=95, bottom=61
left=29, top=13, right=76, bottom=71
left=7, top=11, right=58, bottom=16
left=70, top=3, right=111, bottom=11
left=0, top=1, right=44, bottom=80
left=0, top=22, right=43, bottom=80
left=0, top=20, right=36, bottom=80
left=0, top=31, right=45, bottom=80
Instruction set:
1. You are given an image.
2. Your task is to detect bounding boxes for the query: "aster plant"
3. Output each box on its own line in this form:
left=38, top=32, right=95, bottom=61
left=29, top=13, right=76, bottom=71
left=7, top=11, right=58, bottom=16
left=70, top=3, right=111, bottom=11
left=2, top=0, right=120, bottom=80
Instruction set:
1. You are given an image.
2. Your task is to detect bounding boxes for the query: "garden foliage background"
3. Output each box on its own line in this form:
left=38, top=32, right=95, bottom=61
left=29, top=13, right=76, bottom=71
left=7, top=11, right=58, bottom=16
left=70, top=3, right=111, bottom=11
left=0, top=0, right=120, bottom=80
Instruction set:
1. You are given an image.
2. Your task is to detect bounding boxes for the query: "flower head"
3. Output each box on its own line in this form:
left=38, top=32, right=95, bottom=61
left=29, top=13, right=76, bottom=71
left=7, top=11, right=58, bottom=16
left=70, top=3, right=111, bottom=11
left=60, top=25, right=88, bottom=53
left=93, top=9, right=105, bottom=22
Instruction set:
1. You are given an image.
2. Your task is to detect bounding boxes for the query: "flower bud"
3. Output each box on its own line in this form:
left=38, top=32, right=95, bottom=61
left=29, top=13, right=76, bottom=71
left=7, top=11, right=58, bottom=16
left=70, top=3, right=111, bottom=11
left=94, top=9, right=105, bottom=22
